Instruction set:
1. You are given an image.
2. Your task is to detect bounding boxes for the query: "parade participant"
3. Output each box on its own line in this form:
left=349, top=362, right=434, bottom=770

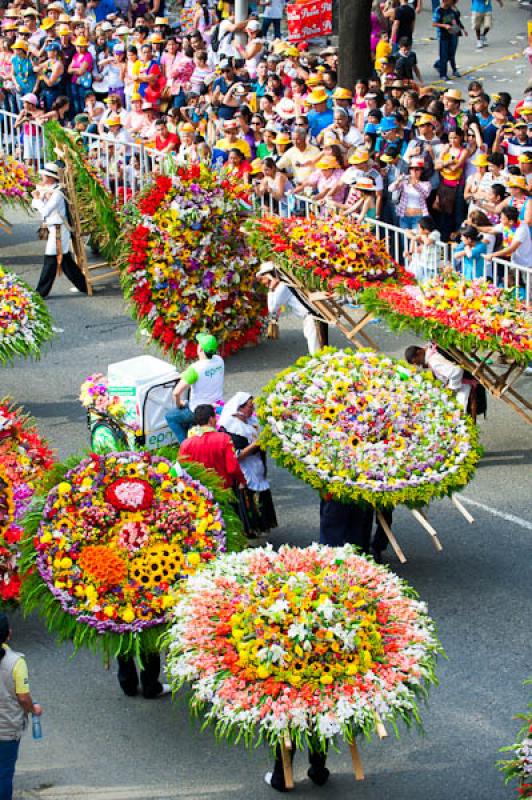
left=219, top=393, right=277, bottom=535
left=179, top=404, right=246, bottom=491
left=256, top=261, right=322, bottom=355
left=0, top=613, right=43, bottom=800
left=405, top=343, right=472, bottom=412
left=319, top=497, right=373, bottom=552
left=31, top=162, right=88, bottom=298
left=165, top=333, right=224, bottom=444
left=117, top=654, right=170, bottom=699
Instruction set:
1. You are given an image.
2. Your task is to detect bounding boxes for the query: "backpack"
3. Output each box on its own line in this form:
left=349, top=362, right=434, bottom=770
left=210, top=23, right=221, bottom=52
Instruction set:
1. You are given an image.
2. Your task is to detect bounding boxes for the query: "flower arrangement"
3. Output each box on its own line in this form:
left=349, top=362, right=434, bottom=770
left=245, top=215, right=411, bottom=298
left=362, top=275, right=532, bottom=365
left=256, top=348, right=481, bottom=509
left=0, top=400, right=54, bottom=605
left=120, top=166, right=266, bottom=364
left=0, top=155, right=34, bottom=225
left=79, top=373, right=139, bottom=433
left=498, top=681, right=532, bottom=799
left=165, top=543, right=443, bottom=752
left=0, top=265, right=54, bottom=365
left=20, top=450, right=244, bottom=659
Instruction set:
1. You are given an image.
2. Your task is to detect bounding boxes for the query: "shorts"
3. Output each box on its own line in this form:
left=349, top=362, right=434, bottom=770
left=471, top=11, right=492, bottom=30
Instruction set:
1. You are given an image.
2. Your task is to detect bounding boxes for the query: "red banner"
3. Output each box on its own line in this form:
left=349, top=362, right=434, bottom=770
left=286, top=0, right=333, bottom=42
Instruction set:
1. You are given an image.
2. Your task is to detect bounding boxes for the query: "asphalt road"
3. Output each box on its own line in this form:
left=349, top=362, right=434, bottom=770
left=2, top=11, right=532, bottom=795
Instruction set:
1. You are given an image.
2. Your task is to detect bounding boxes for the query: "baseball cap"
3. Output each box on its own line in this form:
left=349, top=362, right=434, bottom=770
left=196, top=333, right=218, bottom=354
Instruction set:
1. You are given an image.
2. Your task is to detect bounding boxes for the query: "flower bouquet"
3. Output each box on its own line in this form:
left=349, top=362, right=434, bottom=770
left=0, top=265, right=54, bottom=365
left=120, top=166, right=266, bottom=364
left=0, top=400, right=54, bottom=605
left=245, top=215, right=411, bottom=299
left=498, top=681, right=532, bottom=799
left=257, top=348, right=481, bottom=509
left=165, top=543, right=443, bottom=753
left=362, top=275, right=532, bottom=365
left=21, top=450, right=245, bottom=659
left=0, top=155, right=34, bottom=227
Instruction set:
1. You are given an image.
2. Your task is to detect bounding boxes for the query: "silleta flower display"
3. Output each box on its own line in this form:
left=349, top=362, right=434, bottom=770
left=246, top=215, right=411, bottom=298
left=497, top=680, right=532, bottom=799
left=21, top=451, right=244, bottom=658
left=165, top=544, right=443, bottom=752
left=0, top=155, right=33, bottom=227
left=0, top=265, right=54, bottom=365
left=121, top=167, right=266, bottom=363
left=257, top=348, right=481, bottom=508
left=362, top=275, right=532, bottom=364
left=0, top=400, right=54, bottom=605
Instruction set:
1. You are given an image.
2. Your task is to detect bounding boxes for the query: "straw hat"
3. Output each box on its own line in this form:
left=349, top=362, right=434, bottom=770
left=59, top=13, right=72, bottom=23
left=276, top=98, right=296, bottom=120
left=355, top=176, right=376, bottom=191
left=443, top=88, right=463, bottom=102
left=250, top=158, right=264, bottom=175
left=150, top=33, right=164, bottom=43
left=12, top=39, right=29, bottom=50
left=181, top=122, right=195, bottom=133
left=472, top=153, right=489, bottom=168
left=508, top=175, right=529, bottom=191
left=116, top=25, right=131, bottom=35
left=41, top=17, right=56, bottom=30
left=348, top=149, right=370, bottom=165
left=74, top=35, right=89, bottom=46
left=333, top=87, right=352, bottom=101
left=316, top=155, right=340, bottom=170
left=274, top=132, right=291, bottom=145
left=256, top=261, right=277, bottom=277
left=307, top=87, right=328, bottom=105
left=22, top=8, right=39, bottom=17
left=155, top=16, right=169, bottom=25
left=17, top=26, right=31, bottom=34
left=39, top=162, right=60, bottom=180
left=416, top=113, right=436, bottom=126
left=58, top=25, right=71, bottom=35
left=306, top=75, right=323, bottom=88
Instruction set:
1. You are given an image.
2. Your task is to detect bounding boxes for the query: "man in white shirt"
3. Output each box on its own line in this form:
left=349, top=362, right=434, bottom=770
left=485, top=206, right=532, bottom=269
left=405, top=344, right=471, bottom=411
left=165, top=333, right=225, bottom=443
left=256, top=262, right=321, bottom=354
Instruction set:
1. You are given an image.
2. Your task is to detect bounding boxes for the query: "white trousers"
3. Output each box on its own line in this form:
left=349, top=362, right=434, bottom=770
left=303, top=314, right=321, bottom=355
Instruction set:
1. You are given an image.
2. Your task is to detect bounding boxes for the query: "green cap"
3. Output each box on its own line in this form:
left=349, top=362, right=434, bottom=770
left=196, top=333, right=218, bottom=355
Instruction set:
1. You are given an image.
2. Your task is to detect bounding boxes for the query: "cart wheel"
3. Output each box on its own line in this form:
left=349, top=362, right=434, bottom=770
left=90, top=421, right=127, bottom=453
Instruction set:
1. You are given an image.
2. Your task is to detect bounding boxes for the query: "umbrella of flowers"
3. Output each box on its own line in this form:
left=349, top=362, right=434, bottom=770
left=0, top=265, right=54, bottom=365
left=20, top=450, right=245, bottom=661
left=497, top=680, right=532, bottom=799
left=0, top=400, right=54, bottom=605
left=120, top=166, right=266, bottom=364
left=164, top=544, right=443, bottom=787
left=245, top=214, right=412, bottom=300
left=257, top=348, right=481, bottom=511
left=0, top=155, right=34, bottom=230
left=361, top=275, right=532, bottom=365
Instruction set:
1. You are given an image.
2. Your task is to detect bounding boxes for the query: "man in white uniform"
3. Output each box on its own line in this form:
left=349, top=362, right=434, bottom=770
left=165, top=333, right=224, bottom=443
left=31, top=162, right=88, bottom=298
left=405, top=344, right=471, bottom=411
left=256, top=262, right=322, bottom=355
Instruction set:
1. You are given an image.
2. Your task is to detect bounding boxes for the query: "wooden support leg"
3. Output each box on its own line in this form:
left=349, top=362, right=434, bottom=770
left=280, top=737, right=294, bottom=790
left=374, top=713, right=388, bottom=739
left=376, top=511, right=407, bottom=564
left=452, top=495, right=475, bottom=524
left=349, top=741, right=365, bottom=781
left=410, top=509, right=443, bottom=552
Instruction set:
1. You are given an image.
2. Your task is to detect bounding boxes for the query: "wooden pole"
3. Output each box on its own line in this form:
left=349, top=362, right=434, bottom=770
left=349, top=740, right=365, bottom=780
left=374, top=712, right=388, bottom=739
left=280, top=737, right=294, bottom=790
left=452, top=495, right=475, bottom=524
left=376, top=510, right=407, bottom=564
left=410, top=509, right=443, bottom=552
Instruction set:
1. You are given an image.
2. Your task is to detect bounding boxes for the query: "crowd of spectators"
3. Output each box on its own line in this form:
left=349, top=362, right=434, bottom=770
left=1, top=0, right=531, bottom=277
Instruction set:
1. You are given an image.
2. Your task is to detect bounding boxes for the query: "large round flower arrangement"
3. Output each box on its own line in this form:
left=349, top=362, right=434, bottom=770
left=498, top=681, right=532, bottom=799
left=362, top=275, right=532, bottom=364
left=257, top=348, right=481, bottom=509
left=0, top=400, right=54, bottom=604
left=0, top=265, right=54, bottom=365
left=0, top=155, right=34, bottom=226
left=245, top=215, right=411, bottom=298
left=121, top=166, right=266, bottom=363
left=21, top=451, right=244, bottom=658
left=165, top=544, right=443, bottom=751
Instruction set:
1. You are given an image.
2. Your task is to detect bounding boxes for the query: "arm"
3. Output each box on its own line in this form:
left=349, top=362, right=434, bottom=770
left=17, top=693, right=42, bottom=716
left=224, top=442, right=247, bottom=487
left=486, top=238, right=521, bottom=260
left=172, top=377, right=192, bottom=406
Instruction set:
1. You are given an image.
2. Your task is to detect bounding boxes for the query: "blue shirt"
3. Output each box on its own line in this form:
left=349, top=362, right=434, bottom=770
left=471, top=0, right=492, bottom=12
left=307, top=108, right=334, bottom=139
left=12, top=55, right=36, bottom=94
left=93, top=0, right=117, bottom=22
left=454, top=241, right=487, bottom=280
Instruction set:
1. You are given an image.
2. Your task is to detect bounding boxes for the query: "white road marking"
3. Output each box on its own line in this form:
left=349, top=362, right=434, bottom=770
left=460, top=498, right=532, bottom=531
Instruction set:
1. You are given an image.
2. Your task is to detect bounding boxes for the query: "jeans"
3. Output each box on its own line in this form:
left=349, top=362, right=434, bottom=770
left=0, top=739, right=20, bottom=800
left=71, top=83, right=91, bottom=116
left=261, top=16, right=282, bottom=38
left=399, top=214, right=422, bottom=230
left=438, top=36, right=457, bottom=77
left=165, top=406, right=195, bottom=444
left=172, top=89, right=186, bottom=109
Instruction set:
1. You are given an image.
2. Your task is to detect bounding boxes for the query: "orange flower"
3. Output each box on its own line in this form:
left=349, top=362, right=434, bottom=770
left=78, top=545, right=127, bottom=585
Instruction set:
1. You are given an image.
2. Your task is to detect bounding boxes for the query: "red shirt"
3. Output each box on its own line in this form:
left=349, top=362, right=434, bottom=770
left=179, top=430, right=246, bottom=490
left=155, top=132, right=180, bottom=152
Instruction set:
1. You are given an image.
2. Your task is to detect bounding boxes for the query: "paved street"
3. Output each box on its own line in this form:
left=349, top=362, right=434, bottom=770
left=1, top=10, right=532, bottom=795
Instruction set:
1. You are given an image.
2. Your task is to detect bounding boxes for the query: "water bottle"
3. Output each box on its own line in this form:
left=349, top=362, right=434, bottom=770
left=32, top=709, right=42, bottom=740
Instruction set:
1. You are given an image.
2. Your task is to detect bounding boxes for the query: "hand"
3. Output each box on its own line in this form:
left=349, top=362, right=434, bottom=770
left=33, top=703, right=43, bottom=716
left=484, top=253, right=493, bottom=261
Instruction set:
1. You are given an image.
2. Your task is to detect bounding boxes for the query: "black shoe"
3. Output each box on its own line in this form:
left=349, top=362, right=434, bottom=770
left=307, top=765, right=330, bottom=786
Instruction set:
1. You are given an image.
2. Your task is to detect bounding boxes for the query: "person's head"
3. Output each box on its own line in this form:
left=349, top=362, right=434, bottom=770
left=491, top=102, right=509, bottom=124
left=196, top=332, right=218, bottom=359
left=468, top=208, right=491, bottom=228
left=472, top=92, right=489, bottom=115
left=74, top=34, right=89, bottom=52
left=513, top=120, right=529, bottom=143
left=263, top=156, right=276, bottom=178
left=508, top=174, right=529, bottom=198
left=500, top=205, right=519, bottom=227
left=236, top=394, right=254, bottom=419
left=405, top=345, right=425, bottom=366
left=227, top=147, right=244, bottom=168
left=519, top=152, right=532, bottom=176
left=0, top=613, right=10, bottom=661
left=140, top=43, right=152, bottom=62
left=193, top=404, right=216, bottom=427
left=106, top=93, right=122, bottom=111
left=448, top=129, right=464, bottom=148
left=256, top=261, right=278, bottom=287
left=52, top=95, right=70, bottom=115
left=39, top=161, right=60, bottom=187
left=460, top=224, right=481, bottom=246
left=127, top=44, right=138, bottom=61
left=487, top=152, right=505, bottom=175
left=419, top=215, right=436, bottom=233
left=292, top=126, right=307, bottom=148
left=443, top=88, right=463, bottom=114
left=408, top=157, right=424, bottom=179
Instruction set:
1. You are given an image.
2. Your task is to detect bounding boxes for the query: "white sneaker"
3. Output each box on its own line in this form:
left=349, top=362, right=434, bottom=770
left=524, top=366, right=532, bottom=376
left=69, top=287, right=80, bottom=293
left=157, top=683, right=171, bottom=696
left=481, top=34, right=487, bottom=46
left=264, top=772, right=273, bottom=787
left=476, top=40, right=483, bottom=49
left=51, top=326, right=64, bottom=334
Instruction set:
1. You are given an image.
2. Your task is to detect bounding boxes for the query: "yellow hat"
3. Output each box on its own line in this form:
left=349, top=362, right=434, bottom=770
left=59, top=13, right=71, bottom=22
left=180, top=122, right=195, bottom=133
left=416, top=113, right=436, bottom=127
left=472, top=153, right=489, bottom=168
left=12, top=39, right=29, bottom=50
left=250, top=158, right=264, bottom=174
left=333, top=87, right=353, bottom=101
left=4, top=9, right=20, bottom=17
left=348, top=149, right=370, bottom=165
left=518, top=152, right=532, bottom=164
left=316, top=65, right=326, bottom=73
left=3, top=21, right=18, bottom=30
left=74, top=35, right=89, bottom=46
left=274, top=132, right=291, bottom=145
left=443, top=88, right=463, bottom=102
left=307, top=87, right=328, bottom=105
left=355, top=176, right=376, bottom=191
left=508, top=175, right=529, bottom=191
left=106, top=115, right=122, bottom=127
left=150, top=33, right=164, bottom=43
left=131, top=92, right=142, bottom=102
left=285, top=45, right=299, bottom=57
left=306, top=75, right=323, bottom=88
left=519, top=107, right=532, bottom=116
left=155, top=16, right=169, bottom=25
left=41, top=17, right=56, bottom=30
left=22, top=8, right=39, bottom=16
left=17, top=25, right=31, bottom=33
left=316, top=155, right=340, bottom=169
left=58, top=25, right=71, bottom=35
